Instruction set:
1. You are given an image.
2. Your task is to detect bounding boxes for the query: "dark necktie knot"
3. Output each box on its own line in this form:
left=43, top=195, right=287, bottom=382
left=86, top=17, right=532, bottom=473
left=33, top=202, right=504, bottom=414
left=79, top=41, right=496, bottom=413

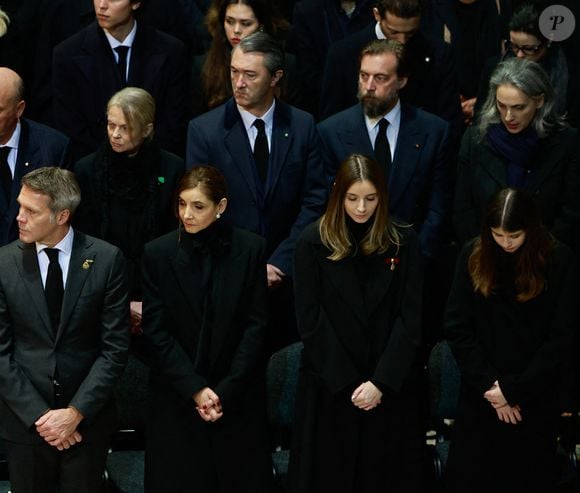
left=45, top=248, right=60, bottom=263
left=253, top=119, right=269, bottom=183
left=114, top=46, right=130, bottom=84
left=0, top=146, right=12, bottom=199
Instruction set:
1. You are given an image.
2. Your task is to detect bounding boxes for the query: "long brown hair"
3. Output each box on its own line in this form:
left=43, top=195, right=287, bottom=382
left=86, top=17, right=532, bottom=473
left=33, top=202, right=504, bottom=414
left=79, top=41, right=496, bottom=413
left=468, top=188, right=554, bottom=301
left=320, top=154, right=402, bottom=261
left=201, top=0, right=282, bottom=109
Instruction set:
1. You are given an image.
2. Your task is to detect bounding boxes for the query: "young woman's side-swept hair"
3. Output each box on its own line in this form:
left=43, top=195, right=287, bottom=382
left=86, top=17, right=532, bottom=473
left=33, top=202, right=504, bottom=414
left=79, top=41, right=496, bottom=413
left=320, top=154, right=402, bottom=261
left=468, top=188, right=554, bottom=301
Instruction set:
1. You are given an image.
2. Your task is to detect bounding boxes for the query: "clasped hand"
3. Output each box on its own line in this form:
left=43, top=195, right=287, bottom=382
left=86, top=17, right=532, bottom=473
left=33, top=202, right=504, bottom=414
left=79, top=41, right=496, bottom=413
left=484, top=381, right=522, bottom=425
left=193, top=387, right=223, bottom=422
left=351, top=381, right=382, bottom=411
left=35, top=407, right=84, bottom=451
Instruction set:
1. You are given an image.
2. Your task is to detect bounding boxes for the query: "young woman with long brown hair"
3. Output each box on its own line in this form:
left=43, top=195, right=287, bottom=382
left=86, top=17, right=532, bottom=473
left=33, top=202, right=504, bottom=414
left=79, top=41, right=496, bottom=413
left=289, top=154, right=425, bottom=492
left=445, top=187, right=575, bottom=492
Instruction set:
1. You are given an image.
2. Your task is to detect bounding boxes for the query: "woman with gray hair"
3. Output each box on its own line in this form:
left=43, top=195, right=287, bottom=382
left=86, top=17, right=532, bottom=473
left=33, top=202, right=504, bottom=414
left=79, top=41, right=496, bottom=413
left=453, top=57, right=580, bottom=252
left=73, top=87, right=184, bottom=335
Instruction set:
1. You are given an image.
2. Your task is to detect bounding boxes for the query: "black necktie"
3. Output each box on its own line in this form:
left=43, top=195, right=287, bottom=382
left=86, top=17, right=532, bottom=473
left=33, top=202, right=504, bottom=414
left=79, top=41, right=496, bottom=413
left=44, top=248, right=64, bottom=332
left=374, top=118, right=392, bottom=178
left=253, top=119, right=269, bottom=183
left=114, top=46, right=129, bottom=84
left=0, top=146, right=12, bottom=200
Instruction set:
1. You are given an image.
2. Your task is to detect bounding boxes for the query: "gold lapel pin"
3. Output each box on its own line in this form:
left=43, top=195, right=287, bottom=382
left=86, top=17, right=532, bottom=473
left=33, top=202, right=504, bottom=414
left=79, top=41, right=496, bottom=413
left=82, top=259, right=94, bottom=269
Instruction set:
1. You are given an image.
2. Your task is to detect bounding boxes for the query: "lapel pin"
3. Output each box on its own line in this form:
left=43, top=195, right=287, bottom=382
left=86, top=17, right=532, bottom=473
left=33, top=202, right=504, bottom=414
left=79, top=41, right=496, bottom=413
left=284, top=132, right=289, bottom=138
left=82, top=259, right=94, bottom=269
left=415, top=144, right=420, bottom=149
left=25, top=162, right=30, bottom=167
left=158, top=176, right=165, bottom=184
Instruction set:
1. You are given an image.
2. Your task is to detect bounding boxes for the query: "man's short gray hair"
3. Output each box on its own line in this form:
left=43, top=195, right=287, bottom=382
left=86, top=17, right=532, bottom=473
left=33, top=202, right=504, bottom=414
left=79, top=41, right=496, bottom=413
left=236, top=31, right=284, bottom=75
left=21, top=167, right=81, bottom=219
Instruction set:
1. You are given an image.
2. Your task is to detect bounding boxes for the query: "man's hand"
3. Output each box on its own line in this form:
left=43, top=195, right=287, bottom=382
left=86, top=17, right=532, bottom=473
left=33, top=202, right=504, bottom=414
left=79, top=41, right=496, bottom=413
left=496, top=404, right=523, bottom=424
left=35, top=407, right=84, bottom=449
left=266, top=264, right=285, bottom=289
left=484, top=381, right=508, bottom=408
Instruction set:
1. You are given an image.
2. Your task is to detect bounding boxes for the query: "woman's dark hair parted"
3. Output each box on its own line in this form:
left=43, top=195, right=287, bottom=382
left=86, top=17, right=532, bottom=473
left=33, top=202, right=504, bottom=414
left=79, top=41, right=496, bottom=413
left=468, top=188, right=554, bottom=301
left=320, top=154, right=402, bottom=260
left=174, top=166, right=228, bottom=217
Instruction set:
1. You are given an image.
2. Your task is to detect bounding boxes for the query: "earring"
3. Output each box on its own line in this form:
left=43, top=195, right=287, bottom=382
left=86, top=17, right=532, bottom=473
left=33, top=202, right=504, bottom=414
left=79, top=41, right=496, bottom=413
left=216, top=212, right=221, bottom=219
left=259, top=25, right=264, bottom=32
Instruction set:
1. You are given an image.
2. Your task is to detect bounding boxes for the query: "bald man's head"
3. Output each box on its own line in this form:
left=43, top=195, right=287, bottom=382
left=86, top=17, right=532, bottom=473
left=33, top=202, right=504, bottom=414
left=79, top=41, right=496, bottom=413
left=0, top=67, right=26, bottom=145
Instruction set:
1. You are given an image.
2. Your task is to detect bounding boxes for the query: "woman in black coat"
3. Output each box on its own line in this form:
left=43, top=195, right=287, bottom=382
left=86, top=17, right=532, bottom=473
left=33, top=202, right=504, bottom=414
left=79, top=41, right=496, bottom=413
left=74, top=87, right=184, bottom=332
left=445, top=188, right=575, bottom=492
left=289, top=154, right=425, bottom=493
left=454, top=57, right=580, bottom=247
left=142, top=166, right=274, bottom=492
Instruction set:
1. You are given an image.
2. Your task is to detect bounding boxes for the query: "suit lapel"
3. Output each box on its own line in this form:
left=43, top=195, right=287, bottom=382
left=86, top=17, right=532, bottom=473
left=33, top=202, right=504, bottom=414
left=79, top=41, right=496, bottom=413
left=389, top=106, right=424, bottom=209
left=319, top=253, right=367, bottom=324
left=338, top=106, right=374, bottom=158
left=16, top=243, right=53, bottom=337
left=57, top=232, right=95, bottom=341
left=268, top=103, right=292, bottom=200
left=364, top=252, right=396, bottom=317
left=480, top=141, right=507, bottom=186
left=224, top=102, right=259, bottom=203
left=169, top=244, right=201, bottom=325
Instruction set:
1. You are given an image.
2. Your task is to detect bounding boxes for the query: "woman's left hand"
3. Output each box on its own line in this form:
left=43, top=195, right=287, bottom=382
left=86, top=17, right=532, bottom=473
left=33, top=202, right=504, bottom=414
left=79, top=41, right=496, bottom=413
left=484, top=381, right=507, bottom=408
left=351, top=381, right=383, bottom=411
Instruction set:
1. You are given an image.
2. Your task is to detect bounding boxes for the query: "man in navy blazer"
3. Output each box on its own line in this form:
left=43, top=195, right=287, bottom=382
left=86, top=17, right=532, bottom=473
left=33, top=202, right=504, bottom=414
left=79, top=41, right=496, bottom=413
left=319, top=0, right=462, bottom=143
left=186, top=32, right=326, bottom=283
left=187, top=32, right=326, bottom=349
left=0, top=68, right=69, bottom=246
left=318, top=40, right=451, bottom=261
left=52, top=0, right=187, bottom=161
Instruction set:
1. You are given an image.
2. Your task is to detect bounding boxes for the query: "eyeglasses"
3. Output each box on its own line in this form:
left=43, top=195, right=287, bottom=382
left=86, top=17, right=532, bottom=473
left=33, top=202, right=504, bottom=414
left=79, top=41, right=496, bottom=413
left=507, top=41, right=543, bottom=56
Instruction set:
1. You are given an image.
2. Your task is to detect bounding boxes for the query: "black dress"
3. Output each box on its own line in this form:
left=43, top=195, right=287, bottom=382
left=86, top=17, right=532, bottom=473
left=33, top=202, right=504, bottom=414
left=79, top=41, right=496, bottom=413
left=289, top=220, right=425, bottom=493
left=444, top=240, right=576, bottom=492
left=142, top=222, right=275, bottom=493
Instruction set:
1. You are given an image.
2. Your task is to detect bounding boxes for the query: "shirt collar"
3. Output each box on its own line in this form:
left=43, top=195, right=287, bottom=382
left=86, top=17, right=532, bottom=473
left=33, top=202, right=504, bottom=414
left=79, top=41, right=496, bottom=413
left=237, top=99, right=276, bottom=134
left=104, top=20, right=137, bottom=49
left=364, top=99, right=401, bottom=131
left=375, top=21, right=386, bottom=40
left=3, top=120, right=21, bottom=150
left=36, top=226, right=75, bottom=257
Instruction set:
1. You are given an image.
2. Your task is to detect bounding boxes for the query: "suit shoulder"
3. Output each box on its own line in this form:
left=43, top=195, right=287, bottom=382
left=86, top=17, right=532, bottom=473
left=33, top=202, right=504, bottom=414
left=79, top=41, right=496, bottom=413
left=144, top=229, right=180, bottom=256
left=54, top=23, right=95, bottom=55
left=408, top=106, right=449, bottom=130
left=297, top=221, right=322, bottom=246
left=79, top=232, right=123, bottom=257
left=318, top=105, right=359, bottom=130
left=23, top=119, right=69, bottom=145
left=189, top=104, right=226, bottom=128
left=140, top=24, right=185, bottom=50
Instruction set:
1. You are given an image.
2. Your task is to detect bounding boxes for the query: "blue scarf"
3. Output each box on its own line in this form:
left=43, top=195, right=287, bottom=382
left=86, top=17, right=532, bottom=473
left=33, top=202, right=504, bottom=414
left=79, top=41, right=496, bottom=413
left=486, top=123, right=540, bottom=188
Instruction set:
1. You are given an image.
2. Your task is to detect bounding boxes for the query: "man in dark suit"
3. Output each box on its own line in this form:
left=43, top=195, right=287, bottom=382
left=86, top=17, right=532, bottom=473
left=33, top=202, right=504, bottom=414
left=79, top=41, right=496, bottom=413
left=0, top=67, right=69, bottom=246
left=186, top=32, right=326, bottom=348
left=52, top=0, right=187, bottom=160
left=318, top=39, right=451, bottom=260
left=319, top=0, right=462, bottom=142
left=0, top=167, right=129, bottom=493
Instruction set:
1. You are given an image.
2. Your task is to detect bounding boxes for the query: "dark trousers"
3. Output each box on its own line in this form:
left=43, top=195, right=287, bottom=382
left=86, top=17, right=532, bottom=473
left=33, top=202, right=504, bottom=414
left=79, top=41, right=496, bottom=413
left=4, top=434, right=110, bottom=493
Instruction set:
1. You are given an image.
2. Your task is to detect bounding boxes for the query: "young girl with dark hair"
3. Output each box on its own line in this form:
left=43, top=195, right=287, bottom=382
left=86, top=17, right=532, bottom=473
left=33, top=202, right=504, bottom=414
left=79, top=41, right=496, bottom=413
left=445, top=187, right=575, bottom=492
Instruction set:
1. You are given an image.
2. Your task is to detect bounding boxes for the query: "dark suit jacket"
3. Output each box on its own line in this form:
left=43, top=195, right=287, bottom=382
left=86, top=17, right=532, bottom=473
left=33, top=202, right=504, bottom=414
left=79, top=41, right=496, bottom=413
left=318, top=103, right=451, bottom=259
left=52, top=21, right=187, bottom=160
left=286, top=0, right=375, bottom=118
left=454, top=126, right=580, bottom=246
left=186, top=98, right=327, bottom=275
left=0, top=118, right=70, bottom=246
left=319, top=24, right=463, bottom=141
left=0, top=231, right=130, bottom=444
